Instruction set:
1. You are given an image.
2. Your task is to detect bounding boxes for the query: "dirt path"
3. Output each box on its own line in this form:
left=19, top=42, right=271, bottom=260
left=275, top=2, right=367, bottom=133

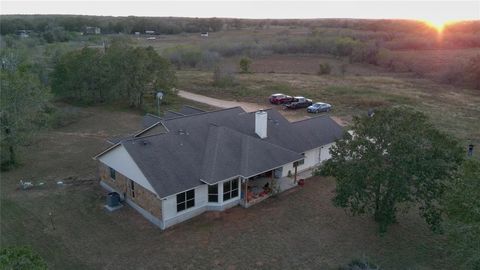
left=178, top=90, right=266, bottom=112
left=178, top=89, right=348, bottom=126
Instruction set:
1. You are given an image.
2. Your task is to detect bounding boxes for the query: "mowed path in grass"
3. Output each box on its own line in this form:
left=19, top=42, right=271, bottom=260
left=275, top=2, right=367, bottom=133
left=1, top=104, right=452, bottom=269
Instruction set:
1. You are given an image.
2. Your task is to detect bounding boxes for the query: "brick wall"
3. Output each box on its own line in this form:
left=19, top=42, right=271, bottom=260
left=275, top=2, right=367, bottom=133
left=98, top=162, right=162, bottom=219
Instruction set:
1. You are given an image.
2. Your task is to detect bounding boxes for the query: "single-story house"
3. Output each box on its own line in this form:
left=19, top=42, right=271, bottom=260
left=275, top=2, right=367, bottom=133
left=84, top=26, right=101, bottom=35
left=94, top=105, right=344, bottom=229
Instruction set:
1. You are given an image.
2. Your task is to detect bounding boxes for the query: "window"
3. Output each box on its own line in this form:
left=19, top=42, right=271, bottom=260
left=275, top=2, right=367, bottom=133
left=294, top=153, right=305, bottom=167
left=208, top=184, right=218, bottom=203
left=129, top=180, right=135, bottom=198
left=109, top=167, right=116, bottom=180
left=177, top=189, right=195, bottom=212
left=223, top=179, right=239, bottom=201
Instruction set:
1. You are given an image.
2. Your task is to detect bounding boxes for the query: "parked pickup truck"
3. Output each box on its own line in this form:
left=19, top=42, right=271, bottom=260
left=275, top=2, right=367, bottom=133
left=284, top=96, right=313, bottom=109
left=269, top=93, right=294, bottom=104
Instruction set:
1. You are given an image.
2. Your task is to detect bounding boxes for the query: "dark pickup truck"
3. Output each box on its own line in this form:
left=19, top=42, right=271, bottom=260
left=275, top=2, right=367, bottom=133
left=284, top=96, right=313, bottom=109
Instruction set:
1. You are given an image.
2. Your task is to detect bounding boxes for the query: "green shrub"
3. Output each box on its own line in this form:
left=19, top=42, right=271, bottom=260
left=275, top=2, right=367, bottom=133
left=318, top=62, right=332, bottom=75
left=0, top=246, right=48, bottom=270
left=239, top=57, right=252, bottom=73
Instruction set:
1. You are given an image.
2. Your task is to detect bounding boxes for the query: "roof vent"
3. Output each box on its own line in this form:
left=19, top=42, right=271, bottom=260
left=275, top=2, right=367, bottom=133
left=177, top=129, right=189, bottom=135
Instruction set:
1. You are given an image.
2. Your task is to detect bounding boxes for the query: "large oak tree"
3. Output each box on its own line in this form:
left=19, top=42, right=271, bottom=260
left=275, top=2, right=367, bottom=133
left=322, top=107, right=464, bottom=232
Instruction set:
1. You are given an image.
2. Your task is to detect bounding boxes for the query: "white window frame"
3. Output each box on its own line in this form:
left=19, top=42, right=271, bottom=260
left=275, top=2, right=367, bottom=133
left=223, top=179, right=239, bottom=202
left=176, top=189, right=195, bottom=212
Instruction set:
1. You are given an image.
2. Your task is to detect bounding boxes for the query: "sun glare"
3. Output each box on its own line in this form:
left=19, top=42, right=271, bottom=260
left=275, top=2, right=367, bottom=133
left=424, top=18, right=452, bottom=33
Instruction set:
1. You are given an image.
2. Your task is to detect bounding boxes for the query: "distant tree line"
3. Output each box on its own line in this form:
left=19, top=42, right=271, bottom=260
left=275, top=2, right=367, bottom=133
left=2, top=15, right=479, bottom=48
left=51, top=40, right=176, bottom=107
left=0, top=15, right=226, bottom=36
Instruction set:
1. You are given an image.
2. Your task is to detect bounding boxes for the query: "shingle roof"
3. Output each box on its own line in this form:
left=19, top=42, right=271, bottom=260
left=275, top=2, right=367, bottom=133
left=163, top=110, right=185, bottom=120
left=142, top=113, right=162, bottom=128
left=178, top=105, right=206, bottom=115
left=103, top=107, right=344, bottom=198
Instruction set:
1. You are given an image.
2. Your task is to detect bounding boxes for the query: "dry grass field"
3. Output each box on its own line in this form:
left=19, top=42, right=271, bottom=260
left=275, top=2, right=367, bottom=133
left=176, top=69, right=480, bottom=152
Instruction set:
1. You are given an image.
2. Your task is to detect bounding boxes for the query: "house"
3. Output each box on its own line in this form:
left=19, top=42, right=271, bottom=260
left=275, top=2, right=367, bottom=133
left=94, top=105, right=344, bottom=229
left=84, top=26, right=101, bottom=35
left=200, top=32, right=209, bottom=37
left=15, top=30, right=30, bottom=38
left=145, top=30, right=155, bottom=35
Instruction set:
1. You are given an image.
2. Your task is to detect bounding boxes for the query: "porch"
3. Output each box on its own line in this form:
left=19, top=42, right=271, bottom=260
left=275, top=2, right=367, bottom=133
left=239, top=167, right=314, bottom=208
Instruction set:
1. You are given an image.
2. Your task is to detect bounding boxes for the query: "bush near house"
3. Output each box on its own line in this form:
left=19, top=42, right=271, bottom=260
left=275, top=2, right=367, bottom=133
left=0, top=246, right=48, bottom=270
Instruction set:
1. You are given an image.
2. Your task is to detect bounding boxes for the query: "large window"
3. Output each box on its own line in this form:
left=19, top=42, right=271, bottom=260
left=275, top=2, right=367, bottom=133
left=109, top=167, right=116, bottom=180
left=208, top=184, right=218, bottom=203
left=177, top=189, right=195, bottom=212
left=223, top=179, right=239, bottom=201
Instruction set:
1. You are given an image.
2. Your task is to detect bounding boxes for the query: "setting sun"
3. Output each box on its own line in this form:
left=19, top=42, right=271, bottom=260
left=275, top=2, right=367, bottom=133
left=424, top=18, right=454, bottom=33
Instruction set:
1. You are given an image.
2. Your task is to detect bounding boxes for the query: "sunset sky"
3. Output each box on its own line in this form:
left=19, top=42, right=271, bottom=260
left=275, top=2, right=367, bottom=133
left=1, top=1, right=479, bottom=22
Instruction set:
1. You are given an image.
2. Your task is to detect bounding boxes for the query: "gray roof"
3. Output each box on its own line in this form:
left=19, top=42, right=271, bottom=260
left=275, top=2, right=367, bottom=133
left=178, top=105, right=206, bottom=115
left=104, top=107, right=344, bottom=198
left=163, top=110, right=185, bottom=120
left=142, top=114, right=162, bottom=128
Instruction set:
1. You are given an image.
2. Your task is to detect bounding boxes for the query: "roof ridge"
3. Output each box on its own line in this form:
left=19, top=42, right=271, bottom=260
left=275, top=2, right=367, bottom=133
left=122, top=131, right=169, bottom=143
left=200, top=125, right=222, bottom=182
left=145, top=113, right=162, bottom=119
left=240, top=135, right=250, bottom=176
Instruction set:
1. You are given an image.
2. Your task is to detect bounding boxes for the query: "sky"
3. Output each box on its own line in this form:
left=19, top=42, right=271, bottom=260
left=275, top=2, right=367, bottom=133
left=1, top=1, right=479, bottom=22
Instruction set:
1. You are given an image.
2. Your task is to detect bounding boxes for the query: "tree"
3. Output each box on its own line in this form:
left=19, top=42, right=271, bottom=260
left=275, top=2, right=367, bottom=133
left=443, top=159, right=480, bottom=269
left=318, top=62, right=331, bottom=75
left=51, top=43, right=176, bottom=107
left=0, top=63, right=50, bottom=170
left=51, top=47, right=105, bottom=104
left=239, top=57, right=252, bottom=73
left=322, top=107, right=464, bottom=232
left=0, top=246, right=48, bottom=270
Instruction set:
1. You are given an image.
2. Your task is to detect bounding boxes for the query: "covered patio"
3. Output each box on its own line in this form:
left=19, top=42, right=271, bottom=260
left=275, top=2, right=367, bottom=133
left=239, top=166, right=313, bottom=208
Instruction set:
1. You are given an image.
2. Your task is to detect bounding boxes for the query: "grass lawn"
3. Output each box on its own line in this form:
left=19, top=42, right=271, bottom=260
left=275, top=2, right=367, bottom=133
left=1, top=102, right=456, bottom=269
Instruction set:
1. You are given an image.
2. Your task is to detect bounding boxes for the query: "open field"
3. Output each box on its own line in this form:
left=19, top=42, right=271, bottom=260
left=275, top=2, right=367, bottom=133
left=1, top=18, right=479, bottom=269
left=1, top=103, right=453, bottom=269
left=176, top=69, right=480, bottom=156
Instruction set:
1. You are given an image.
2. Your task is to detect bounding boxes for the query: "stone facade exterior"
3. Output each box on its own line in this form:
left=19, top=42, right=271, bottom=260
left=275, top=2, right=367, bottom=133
left=98, top=162, right=162, bottom=219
